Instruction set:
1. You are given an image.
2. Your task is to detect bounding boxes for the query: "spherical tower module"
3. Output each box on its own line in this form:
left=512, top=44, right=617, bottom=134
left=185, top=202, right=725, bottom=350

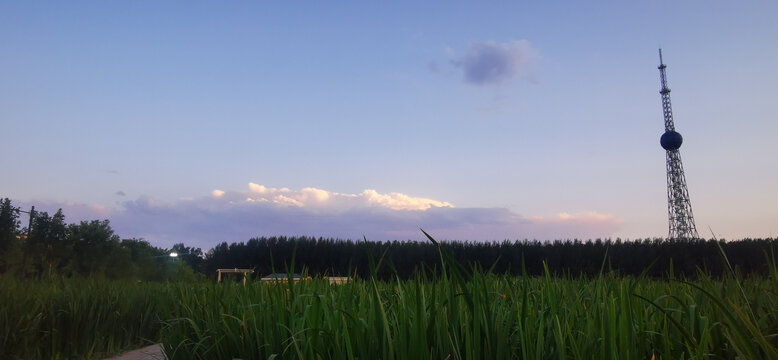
left=657, top=49, right=699, bottom=240
left=660, top=130, right=683, bottom=151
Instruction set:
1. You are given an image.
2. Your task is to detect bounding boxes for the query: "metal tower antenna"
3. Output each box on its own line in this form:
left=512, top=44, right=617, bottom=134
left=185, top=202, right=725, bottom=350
left=657, top=49, right=699, bottom=240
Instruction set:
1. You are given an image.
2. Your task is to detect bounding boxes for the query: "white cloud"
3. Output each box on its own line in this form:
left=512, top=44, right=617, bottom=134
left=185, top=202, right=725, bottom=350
left=20, top=183, right=622, bottom=249
left=273, top=194, right=303, bottom=207
left=360, top=189, right=452, bottom=211
left=300, top=187, right=330, bottom=202
left=248, top=182, right=268, bottom=194
left=237, top=184, right=451, bottom=211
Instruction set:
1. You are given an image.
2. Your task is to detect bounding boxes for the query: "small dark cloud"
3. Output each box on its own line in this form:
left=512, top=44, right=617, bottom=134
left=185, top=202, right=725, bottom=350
left=115, top=191, right=126, bottom=197
left=106, top=170, right=119, bottom=174
left=427, top=60, right=440, bottom=74
left=454, top=40, right=536, bottom=86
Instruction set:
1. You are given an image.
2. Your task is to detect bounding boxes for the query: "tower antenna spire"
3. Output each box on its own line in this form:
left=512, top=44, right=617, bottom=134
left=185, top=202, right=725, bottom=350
left=659, top=48, right=664, bottom=66
left=657, top=49, right=699, bottom=240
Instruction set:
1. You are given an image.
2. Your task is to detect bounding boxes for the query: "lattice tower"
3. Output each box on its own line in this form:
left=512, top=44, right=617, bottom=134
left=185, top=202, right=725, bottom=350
left=657, top=49, right=699, bottom=240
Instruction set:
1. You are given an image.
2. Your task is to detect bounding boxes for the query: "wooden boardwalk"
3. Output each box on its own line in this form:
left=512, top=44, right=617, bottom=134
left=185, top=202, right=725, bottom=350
left=106, top=344, right=165, bottom=360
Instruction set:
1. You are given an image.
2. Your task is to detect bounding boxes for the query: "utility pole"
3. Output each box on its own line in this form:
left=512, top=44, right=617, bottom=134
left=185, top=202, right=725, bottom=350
left=19, top=206, right=34, bottom=277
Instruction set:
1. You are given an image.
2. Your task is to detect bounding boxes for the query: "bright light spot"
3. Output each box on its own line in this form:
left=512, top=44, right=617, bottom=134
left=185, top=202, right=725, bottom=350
left=169, top=252, right=178, bottom=257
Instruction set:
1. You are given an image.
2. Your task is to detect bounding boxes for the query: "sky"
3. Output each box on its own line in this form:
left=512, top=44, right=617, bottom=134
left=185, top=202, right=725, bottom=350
left=1, top=1, right=777, bottom=249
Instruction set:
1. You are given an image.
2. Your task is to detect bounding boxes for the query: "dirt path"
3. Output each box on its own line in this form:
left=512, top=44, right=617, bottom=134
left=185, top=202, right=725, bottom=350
left=105, top=344, right=165, bottom=360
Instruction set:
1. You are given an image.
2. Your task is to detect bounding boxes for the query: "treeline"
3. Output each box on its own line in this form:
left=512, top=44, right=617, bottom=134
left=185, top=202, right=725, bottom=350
left=0, top=198, right=202, bottom=281
left=204, top=236, right=778, bottom=280
left=3, top=198, right=777, bottom=281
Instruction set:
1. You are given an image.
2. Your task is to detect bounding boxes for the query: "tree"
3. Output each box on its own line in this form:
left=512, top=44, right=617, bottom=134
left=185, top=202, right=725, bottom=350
left=69, top=219, right=120, bottom=277
left=24, top=209, right=70, bottom=277
left=170, top=243, right=204, bottom=273
left=0, top=198, right=21, bottom=273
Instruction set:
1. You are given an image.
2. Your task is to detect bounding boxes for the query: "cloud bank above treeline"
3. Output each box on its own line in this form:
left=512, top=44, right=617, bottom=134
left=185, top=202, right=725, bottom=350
left=19, top=183, right=622, bottom=249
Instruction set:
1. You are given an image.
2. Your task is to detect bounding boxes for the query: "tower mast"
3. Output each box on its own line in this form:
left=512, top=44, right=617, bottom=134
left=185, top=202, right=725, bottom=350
left=658, top=49, right=699, bottom=240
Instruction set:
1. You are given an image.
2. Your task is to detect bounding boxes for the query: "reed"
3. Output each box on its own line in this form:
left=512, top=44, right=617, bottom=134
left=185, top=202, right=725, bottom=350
left=154, top=271, right=777, bottom=359
left=1, top=240, right=777, bottom=359
left=0, top=276, right=175, bottom=359
left=157, top=236, right=778, bottom=359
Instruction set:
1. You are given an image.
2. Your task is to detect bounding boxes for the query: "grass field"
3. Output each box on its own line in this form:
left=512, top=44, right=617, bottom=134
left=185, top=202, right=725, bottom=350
left=2, top=247, right=778, bottom=359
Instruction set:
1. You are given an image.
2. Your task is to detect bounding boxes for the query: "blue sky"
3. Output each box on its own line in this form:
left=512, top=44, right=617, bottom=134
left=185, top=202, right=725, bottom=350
left=2, top=1, right=777, bottom=248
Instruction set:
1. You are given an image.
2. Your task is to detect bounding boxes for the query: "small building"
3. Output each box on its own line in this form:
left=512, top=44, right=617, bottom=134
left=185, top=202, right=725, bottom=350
left=260, top=273, right=350, bottom=284
left=324, top=276, right=350, bottom=284
left=260, top=273, right=305, bottom=283
left=216, top=268, right=254, bottom=285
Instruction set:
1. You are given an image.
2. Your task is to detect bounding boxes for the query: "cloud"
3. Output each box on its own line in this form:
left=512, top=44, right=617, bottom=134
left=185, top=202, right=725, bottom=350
left=237, top=183, right=451, bottom=211
left=529, top=212, right=622, bottom=224
left=360, top=189, right=451, bottom=210
left=453, top=40, right=536, bottom=86
left=21, top=183, right=622, bottom=249
left=115, top=191, right=126, bottom=196
left=427, top=60, right=440, bottom=74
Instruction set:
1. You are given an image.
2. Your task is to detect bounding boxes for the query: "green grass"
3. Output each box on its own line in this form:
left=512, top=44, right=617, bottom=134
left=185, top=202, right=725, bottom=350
left=156, top=271, right=778, bottom=359
left=2, top=252, right=778, bottom=359
left=0, top=277, right=175, bottom=359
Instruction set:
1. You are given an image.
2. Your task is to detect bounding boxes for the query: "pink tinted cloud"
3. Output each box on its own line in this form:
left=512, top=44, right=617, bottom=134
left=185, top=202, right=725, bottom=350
left=15, top=184, right=622, bottom=249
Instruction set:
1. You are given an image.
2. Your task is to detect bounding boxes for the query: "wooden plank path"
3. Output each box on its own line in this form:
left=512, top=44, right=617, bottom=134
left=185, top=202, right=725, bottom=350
left=105, top=344, right=165, bottom=360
